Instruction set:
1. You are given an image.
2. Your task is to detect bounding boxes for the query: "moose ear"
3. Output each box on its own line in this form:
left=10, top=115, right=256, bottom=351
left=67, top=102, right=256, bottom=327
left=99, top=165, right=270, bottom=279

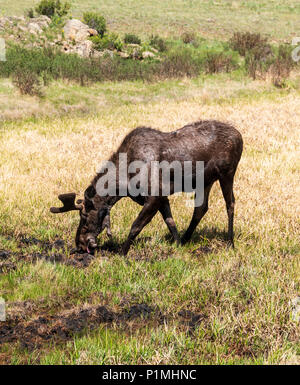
left=50, top=193, right=83, bottom=213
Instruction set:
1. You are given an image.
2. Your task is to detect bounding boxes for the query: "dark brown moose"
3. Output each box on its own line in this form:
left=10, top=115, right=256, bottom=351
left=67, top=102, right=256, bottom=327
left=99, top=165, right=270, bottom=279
left=50, top=120, right=243, bottom=255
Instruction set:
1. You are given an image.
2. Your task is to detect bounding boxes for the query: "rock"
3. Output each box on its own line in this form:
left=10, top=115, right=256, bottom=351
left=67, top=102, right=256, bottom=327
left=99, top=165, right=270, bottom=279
left=88, top=28, right=98, bottom=36
left=28, top=22, right=43, bottom=34
left=142, top=51, right=155, bottom=59
left=18, top=25, right=27, bottom=33
left=118, top=51, right=129, bottom=59
left=92, top=50, right=114, bottom=58
left=132, top=48, right=141, bottom=59
left=92, top=50, right=105, bottom=58
left=291, top=297, right=300, bottom=322
left=74, top=40, right=93, bottom=57
left=127, top=43, right=141, bottom=48
left=64, top=19, right=90, bottom=42
left=10, top=16, right=26, bottom=23
left=35, top=15, right=51, bottom=25
left=32, top=15, right=51, bottom=29
left=0, top=17, right=11, bottom=29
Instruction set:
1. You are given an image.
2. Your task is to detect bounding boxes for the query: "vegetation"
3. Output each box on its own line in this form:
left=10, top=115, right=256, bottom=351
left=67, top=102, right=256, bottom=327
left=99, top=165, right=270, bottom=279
left=229, top=32, right=270, bottom=57
left=91, top=33, right=123, bottom=52
left=0, top=83, right=299, bottom=364
left=0, top=0, right=299, bottom=365
left=12, top=68, right=43, bottom=96
left=149, top=34, right=167, bottom=52
left=35, top=0, right=71, bottom=18
left=1, top=1, right=300, bottom=40
left=271, top=45, right=295, bottom=87
left=83, top=11, right=107, bottom=37
left=124, top=33, right=141, bottom=45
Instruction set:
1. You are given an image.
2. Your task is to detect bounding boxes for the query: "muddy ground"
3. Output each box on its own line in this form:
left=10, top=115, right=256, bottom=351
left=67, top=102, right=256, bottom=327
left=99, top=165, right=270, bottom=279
left=0, top=234, right=208, bottom=356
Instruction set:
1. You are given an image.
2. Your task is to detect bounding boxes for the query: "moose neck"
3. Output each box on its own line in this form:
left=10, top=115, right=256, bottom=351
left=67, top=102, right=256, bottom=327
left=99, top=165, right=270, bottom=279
left=91, top=150, right=125, bottom=211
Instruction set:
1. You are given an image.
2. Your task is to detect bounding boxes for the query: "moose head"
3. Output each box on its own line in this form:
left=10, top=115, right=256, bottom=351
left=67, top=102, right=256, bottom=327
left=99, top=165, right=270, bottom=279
left=50, top=187, right=112, bottom=254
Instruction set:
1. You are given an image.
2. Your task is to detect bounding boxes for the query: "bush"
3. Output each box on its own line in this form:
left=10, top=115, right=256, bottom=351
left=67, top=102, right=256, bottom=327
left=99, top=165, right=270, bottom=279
left=83, top=12, right=106, bottom=37
left=205, top=51, right=237, bottom=74
left=149, top=35, right=167, bottom=52
left=230, top=32, right=269, bottom=56
left=124, top=33, right=141, bottom=45
left=245, top=46, right=273, bottom=80
left=25, top=8, right=35, bottom=18
left=12, top=68, right=43, bottom=96
left=0, top=43, right=240, bottom=87
left=159, top=48, right=199, bottom=78
left=35, top=0, right=70, bottom=18
left=181, top=31, right=196, bottom=44
left=271, top=45, right=294, bottom=87
left=91, top=33, right=123, bottom=52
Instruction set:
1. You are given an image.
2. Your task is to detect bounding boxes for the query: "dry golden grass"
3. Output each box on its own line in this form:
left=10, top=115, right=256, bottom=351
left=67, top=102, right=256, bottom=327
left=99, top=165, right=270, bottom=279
left=0, top=83, right=299, bottom=364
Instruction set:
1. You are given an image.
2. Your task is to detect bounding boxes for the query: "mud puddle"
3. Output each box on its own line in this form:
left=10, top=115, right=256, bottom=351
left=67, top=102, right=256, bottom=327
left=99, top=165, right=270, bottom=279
left=0, top=302, right=164, bottom=349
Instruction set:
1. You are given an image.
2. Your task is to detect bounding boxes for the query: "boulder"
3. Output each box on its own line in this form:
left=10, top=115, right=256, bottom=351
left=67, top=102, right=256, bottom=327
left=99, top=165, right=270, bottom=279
left=33, top=15, right=51, bottom=29
left=127, top=43, right=141, bottom=48
left=64, top=19, right=90, bottom=42
left=74, top=40, right=93, bottom=57
left=142, top=51, right=155, bottom=59
left=28, top=22, right=43, bottom=34
left=118, top=51, right=129, bottom=59
left=87, top=28, right=98, bottom=36
left=0, top=17, right=11, bottom=29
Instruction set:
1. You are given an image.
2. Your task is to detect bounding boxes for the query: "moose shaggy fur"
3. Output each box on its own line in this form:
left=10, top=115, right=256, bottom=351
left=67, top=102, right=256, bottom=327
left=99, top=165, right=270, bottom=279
left=50, top=120, right=243, bottom=255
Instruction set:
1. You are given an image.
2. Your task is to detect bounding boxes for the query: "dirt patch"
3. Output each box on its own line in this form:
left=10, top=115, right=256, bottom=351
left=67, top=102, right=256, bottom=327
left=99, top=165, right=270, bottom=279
left=0, top=261, right=16, bottom=273
left=0, top=302, right=163, bottom=350
left=19, top=236, right=66, bottom=251
left=0, top=234, right=119, bottom=268
left=178, top=309, right=208, bottom=329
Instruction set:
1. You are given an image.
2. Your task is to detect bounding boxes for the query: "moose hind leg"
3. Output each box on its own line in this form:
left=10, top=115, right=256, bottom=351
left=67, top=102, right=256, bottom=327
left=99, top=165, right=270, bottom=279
left=159, top=198, right=180, bottom=245
left=219, top=175, right=235, bottom=247
left=181, top=183, right=213, bottom=244
left=122, top=198, right=160, bottom=255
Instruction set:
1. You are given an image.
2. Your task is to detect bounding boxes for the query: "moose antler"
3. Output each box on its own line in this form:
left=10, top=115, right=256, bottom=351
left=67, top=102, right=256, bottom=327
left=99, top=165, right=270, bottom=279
left=50, top=193, right=83, bottom=213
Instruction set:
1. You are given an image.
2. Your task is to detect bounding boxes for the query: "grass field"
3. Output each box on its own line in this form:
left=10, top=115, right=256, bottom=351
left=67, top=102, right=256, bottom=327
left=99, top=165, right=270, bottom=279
left=1, top=0, right=300, bottom=40
left=0, top=76, right=299, bottom=364
left=0, top=0, right=299, bottom=365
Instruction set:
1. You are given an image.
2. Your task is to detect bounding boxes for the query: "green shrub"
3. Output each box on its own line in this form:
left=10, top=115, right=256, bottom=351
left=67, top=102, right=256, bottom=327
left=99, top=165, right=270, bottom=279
left=0, top=43, right=240, bottom=87
left=271, top=45, right=295, bottom=87
left=149, top=35, right=167, bottom=52
left=35, top=0, right=70, bottom=18
left=12, top=68, right=43, bottom=96
left=83, top=12, right=106, bottom=37
left=230, top=32, right=269, bottom=56
left=159, top=48, right=199, bottom=78
left=245, top=45, right=273, bottom=80
left=25, top=8, right=35, bottom=18
left=181, top=31, right=196, bottom=44
left=124, top=33, right=141, bottom=45
left=205, top=51, right=237, bottom=74
left=91, top=33, right=123, bottom=52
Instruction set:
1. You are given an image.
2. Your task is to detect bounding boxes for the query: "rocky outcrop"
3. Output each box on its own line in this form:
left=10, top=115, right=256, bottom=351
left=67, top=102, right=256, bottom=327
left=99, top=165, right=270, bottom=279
left=0, top=15, right=51, bottom=34
left=63, top=19, right=98, bottom=42
left=0, top=15, right=159, bottom=60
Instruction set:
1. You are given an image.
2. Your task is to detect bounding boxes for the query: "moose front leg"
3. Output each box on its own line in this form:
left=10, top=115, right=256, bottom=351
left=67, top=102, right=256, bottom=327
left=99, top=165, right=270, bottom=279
left=102, top=213, right=112, bottom=238
left=122, top=198, right=160, bottom=255
left=159, top=198, right=180, bottom=245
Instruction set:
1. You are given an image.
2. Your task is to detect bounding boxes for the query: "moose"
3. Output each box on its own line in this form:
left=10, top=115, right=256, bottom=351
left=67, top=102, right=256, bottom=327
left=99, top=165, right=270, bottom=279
left=50, top=120, right=243, bottom=255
